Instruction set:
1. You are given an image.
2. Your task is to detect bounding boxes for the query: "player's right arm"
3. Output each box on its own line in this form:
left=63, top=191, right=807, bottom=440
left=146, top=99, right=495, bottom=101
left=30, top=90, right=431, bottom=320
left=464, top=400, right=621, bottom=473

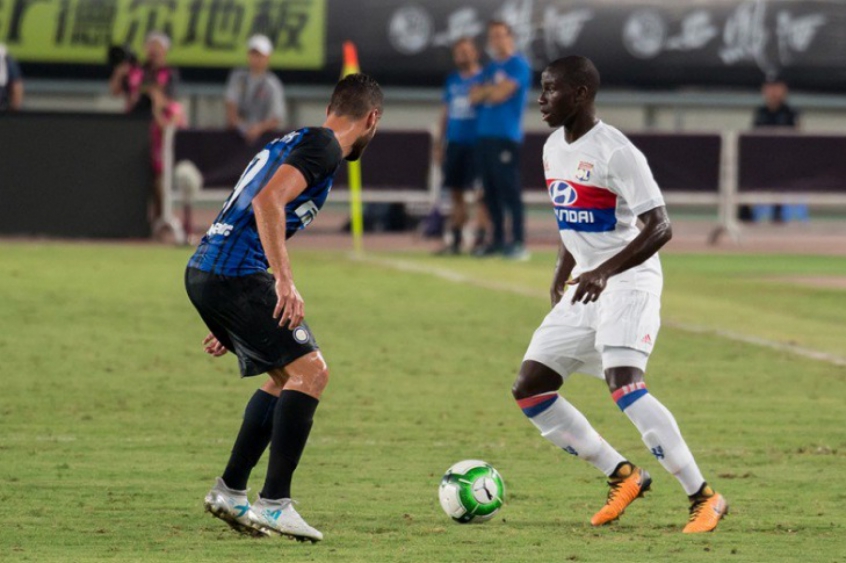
left=550, top=239, right=576, bottom=307
left=252, top=165, right=310, bottom=329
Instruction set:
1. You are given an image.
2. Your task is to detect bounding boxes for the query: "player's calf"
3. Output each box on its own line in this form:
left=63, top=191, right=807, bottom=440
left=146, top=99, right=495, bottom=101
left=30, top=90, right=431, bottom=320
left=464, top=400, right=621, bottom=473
left=605, top=365, right=727, bottom=532
left=513, top=361, right=629, bottom=490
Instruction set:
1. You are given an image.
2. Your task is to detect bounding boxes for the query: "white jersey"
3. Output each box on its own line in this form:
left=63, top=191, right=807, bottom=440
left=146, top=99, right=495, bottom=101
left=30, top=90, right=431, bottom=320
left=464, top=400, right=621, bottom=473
left=543, top=121, right=665, bottom=296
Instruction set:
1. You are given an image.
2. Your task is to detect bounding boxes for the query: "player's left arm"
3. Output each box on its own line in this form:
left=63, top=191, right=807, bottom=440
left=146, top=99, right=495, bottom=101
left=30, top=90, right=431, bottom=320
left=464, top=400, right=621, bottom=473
left=253, top=164, right=310, bottom=329
left=568, top=207, right=671, bottom=304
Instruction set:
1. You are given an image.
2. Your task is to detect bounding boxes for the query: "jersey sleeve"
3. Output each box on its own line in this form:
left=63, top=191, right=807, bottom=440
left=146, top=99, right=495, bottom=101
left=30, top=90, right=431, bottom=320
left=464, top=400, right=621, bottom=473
left=268, top=75, right=287, bottom=124
left=284, top=131, right=341, bottom=186
left=505, top=57, right=531, bottom=90
left=224, top=70, right=240, bottom=104
left=607, top=144, right=665, bottom=216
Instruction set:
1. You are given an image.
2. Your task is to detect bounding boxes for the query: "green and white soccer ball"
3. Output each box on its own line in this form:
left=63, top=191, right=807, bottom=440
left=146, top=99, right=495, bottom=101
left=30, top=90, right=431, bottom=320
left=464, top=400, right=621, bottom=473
left=438, top=460, right=505, bottom=523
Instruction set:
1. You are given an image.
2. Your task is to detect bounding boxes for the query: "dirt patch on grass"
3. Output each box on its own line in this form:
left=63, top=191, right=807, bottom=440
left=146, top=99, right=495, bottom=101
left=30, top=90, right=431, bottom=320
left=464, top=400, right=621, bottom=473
left=767, top=276, right=846, bottom=290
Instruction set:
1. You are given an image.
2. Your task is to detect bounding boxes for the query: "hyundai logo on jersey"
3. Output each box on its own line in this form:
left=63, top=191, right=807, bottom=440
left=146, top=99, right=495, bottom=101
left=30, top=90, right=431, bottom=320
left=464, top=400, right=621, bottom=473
left=547, top=179, right=618, bottom=233
left=549, top=181, right=578, bottom=206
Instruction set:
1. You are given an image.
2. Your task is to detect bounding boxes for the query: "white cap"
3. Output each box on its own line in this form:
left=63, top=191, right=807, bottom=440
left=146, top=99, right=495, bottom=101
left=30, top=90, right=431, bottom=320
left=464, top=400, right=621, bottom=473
left=145, top=31, right=171, bottom=51
left=247, top=34, right=273, bottom=56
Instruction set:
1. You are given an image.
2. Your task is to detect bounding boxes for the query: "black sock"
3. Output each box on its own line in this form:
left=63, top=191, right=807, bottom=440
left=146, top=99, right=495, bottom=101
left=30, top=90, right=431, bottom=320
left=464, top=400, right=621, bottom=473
left=474, top=228, right=486, bottom=246
left=451, top=227, right=463, bottom=249
left=221, top=390, right=277, bottom=491
left=260, top=390, right=319, bottom=500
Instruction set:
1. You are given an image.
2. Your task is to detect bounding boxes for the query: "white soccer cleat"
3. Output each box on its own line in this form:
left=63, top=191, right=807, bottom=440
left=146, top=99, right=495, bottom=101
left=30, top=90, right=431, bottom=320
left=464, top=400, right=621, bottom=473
left=249, top=497, right=324, bottom=542
left=204, top=477, right=267, bottom=537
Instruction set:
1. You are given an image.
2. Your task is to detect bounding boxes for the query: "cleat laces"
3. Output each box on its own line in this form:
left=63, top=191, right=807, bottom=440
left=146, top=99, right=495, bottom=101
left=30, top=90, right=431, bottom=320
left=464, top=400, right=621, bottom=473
left=604, top=479, right=625, bottom=505
left=688, top=497, right=706, bottom=523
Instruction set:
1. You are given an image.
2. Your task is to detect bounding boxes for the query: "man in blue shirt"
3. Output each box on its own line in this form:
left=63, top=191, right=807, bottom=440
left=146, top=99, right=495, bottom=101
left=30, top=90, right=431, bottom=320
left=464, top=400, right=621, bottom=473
left=185, top=74, right=383, bottom=542
left=471, top=21, right=532, bottom=260
left=436, top=37, right=485, bottom=255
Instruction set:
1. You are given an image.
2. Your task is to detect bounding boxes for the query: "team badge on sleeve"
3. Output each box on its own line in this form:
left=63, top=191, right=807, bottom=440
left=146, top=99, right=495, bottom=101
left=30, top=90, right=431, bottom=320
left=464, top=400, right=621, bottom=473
left=547, top=179, right=617, bottom=233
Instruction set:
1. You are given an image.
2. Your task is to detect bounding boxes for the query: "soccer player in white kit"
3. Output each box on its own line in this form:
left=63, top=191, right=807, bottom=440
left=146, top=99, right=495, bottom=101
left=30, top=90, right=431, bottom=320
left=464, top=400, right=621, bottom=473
left=512, top=56, right=728, bottom=533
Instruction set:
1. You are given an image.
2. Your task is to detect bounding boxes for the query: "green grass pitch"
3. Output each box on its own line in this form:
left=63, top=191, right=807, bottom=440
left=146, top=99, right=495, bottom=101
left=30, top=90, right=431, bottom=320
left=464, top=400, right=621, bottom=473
left=1, top=243, right=845, bottom=562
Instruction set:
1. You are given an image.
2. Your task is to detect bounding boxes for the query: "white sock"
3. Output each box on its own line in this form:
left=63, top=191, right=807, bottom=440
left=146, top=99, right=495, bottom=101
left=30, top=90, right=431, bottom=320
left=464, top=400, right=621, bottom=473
left=613, top=384, right=705, bottom=495
left=518, top=392, right=626, bottom=476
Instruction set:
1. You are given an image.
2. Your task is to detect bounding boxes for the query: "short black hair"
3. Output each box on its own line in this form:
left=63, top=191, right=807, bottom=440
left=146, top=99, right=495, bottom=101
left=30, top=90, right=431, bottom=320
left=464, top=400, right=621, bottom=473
left=488, top=19, right=513, bottom=35
left=327, top=73, right=383, bottom=119
left=545, top=55, right=601, bottom=99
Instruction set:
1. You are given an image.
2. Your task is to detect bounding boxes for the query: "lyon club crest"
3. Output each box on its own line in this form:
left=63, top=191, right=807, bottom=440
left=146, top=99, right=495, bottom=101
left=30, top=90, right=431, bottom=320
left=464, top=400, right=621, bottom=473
left=576, top=161, right=594, bottom=182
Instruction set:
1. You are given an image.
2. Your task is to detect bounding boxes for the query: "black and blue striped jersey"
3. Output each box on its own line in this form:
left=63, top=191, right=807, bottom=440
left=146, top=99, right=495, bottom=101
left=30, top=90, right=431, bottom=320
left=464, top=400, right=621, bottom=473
left=188, top=127, right=342, bottom=276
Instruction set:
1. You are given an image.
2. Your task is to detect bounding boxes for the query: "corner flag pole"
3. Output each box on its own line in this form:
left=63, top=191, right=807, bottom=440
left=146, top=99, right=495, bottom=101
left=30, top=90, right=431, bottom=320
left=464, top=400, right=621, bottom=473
left=342, top=41, right=364, bottom=256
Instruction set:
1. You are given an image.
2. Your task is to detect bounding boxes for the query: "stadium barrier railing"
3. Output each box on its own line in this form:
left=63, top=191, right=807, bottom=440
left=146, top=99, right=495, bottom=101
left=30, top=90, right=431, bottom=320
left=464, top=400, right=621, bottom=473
left=163, top=127, right=846, bottom=245
left=162, top=128, right=436, bottom=242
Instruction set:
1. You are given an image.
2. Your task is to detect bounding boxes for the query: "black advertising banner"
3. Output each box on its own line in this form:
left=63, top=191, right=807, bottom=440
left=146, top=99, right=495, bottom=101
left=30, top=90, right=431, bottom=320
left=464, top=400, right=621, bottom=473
left=5, top=0, right=846, bottom=90
left=324, top=0, right=846, bottom=90
left=0, top=113, right=151, bottom=238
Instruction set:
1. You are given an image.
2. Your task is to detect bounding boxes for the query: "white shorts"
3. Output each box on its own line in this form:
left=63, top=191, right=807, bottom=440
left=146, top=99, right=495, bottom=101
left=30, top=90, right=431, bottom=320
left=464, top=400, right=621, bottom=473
left=523, top=288, right=661, bottom=380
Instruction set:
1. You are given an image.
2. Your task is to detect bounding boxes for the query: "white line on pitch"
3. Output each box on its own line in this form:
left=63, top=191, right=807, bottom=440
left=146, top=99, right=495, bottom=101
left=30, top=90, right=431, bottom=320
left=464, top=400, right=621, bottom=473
left=356, top=255, right=846, bottom=368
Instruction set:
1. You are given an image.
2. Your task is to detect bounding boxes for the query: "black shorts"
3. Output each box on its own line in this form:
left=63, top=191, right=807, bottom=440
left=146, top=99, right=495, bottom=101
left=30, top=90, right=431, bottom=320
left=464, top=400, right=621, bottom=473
left=185, top=267, right=319, bottom=377
left=442, top=142, right=478, bottom=191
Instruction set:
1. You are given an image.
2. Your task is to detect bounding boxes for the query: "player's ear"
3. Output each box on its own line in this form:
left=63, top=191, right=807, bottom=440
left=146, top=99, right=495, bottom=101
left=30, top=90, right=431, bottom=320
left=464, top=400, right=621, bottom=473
left=365, top=108, right=380, bottom=130
left=325, top=104, right=331, bottom=117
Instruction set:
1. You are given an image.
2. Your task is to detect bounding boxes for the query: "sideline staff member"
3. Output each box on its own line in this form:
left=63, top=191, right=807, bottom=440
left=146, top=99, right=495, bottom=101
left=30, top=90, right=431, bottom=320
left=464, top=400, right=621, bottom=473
left=435, top=37, right=485, bottom=255
left=471, top=20, right=531, bottom=260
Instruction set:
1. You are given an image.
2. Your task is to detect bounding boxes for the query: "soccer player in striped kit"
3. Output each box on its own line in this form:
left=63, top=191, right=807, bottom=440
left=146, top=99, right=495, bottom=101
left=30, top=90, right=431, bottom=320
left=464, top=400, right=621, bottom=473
left=185, top=74, right=382, bottom=541
left=512, top=56, right=727, bottom=533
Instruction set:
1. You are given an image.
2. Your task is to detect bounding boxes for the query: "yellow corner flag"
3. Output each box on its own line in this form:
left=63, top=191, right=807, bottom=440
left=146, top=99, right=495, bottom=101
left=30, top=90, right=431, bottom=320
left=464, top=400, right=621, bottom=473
left=342, top=41, right=364, bottom=256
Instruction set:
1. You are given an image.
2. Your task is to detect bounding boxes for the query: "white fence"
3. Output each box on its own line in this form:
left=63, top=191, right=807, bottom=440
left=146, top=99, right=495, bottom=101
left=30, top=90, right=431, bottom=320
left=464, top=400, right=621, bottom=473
left=162, top=128, right=846, bottom=244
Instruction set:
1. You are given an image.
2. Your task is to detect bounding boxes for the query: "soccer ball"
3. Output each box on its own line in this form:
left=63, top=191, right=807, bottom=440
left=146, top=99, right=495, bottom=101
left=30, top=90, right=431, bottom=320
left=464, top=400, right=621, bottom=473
left=438, top=460, right=505, bottom=523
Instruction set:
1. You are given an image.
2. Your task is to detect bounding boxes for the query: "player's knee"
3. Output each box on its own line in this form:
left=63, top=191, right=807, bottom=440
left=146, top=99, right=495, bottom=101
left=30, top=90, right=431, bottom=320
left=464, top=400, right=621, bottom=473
left=313, top=365, right=330, bottom=393
left=512, top=361, right=562, bottom=401
left=604, top=366, right=644, bottom=393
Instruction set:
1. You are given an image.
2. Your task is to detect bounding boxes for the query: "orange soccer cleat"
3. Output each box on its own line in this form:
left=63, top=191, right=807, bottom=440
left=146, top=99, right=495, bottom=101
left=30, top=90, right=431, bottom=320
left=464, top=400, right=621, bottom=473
left=591, top=463, right=652, bottom=526
left=683, top=486, right=728, bottom=533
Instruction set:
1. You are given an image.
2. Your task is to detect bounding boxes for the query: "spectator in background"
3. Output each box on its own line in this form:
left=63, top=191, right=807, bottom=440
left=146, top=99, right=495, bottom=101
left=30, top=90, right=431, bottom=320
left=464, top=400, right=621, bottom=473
left=0, top=43, right=24, bottom=112
left=109, top=31, right=179, bottom=117
left=753, top=78, right=800, bottom=128
left=225, top=34, right=286, bottom=145
left=470, top=20, right=531, bottom=260
left=749, top=77, right=803, bottom=223
left=434, top=37, right=487, bottom=255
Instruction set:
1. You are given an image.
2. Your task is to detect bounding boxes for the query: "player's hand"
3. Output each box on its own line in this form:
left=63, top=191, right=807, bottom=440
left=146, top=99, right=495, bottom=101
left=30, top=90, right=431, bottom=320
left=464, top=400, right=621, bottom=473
left=273, top=279, right=304, bottom=330
left=202, top=333, right=228, bottom=357
left=567, top=268, right=609, bottom=305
